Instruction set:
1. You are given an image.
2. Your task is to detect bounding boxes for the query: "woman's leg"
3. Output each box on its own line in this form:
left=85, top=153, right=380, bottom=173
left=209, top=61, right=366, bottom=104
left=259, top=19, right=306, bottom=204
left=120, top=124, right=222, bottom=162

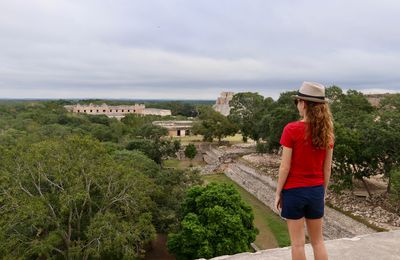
left=287, top=218, right=306, bottom=260
left=306, top=218, right=328, bottom=260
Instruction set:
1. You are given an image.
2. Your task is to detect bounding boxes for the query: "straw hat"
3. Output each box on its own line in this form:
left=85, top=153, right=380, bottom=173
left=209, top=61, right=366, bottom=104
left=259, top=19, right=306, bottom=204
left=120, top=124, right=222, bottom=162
left=292, top=81, right=328, bottom=103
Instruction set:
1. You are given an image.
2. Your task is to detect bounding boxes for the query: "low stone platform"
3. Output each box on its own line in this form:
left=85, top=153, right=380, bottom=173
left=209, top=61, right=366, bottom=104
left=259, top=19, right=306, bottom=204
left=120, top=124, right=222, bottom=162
left=199, top=231, right=400, bottom=260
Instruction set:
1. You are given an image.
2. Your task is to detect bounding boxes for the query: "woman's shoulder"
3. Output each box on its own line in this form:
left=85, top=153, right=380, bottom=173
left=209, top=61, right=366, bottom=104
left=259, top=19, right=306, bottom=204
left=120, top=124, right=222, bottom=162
left=285, top=121, right=304, bottom=129
left=283, top=121, right=306, bottom=137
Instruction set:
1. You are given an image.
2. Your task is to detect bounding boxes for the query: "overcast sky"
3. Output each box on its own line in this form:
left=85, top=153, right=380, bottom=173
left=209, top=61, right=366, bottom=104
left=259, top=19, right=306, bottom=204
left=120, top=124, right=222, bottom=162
left=1, top=0, right=400, bottom=100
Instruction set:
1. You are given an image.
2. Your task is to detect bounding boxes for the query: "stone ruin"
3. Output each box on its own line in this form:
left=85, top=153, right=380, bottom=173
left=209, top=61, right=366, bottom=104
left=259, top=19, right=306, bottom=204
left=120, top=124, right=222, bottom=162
left=213, top=92, right=234, bottom=116
left=64, top=103, right=171, bottom=119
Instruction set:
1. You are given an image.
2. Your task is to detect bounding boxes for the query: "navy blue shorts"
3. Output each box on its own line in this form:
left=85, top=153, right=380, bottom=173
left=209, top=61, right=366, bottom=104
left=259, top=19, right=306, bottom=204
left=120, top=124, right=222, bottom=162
left=281, top=185, right=325, bottom=220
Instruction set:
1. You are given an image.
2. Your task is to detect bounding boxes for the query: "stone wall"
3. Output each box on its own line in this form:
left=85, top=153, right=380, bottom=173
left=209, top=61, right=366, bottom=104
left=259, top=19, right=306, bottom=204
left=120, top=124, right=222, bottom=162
left=224, top=162, right=375, bottom=240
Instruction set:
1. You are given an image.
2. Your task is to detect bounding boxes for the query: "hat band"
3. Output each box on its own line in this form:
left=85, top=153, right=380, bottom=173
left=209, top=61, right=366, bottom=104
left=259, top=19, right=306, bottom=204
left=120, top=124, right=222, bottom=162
left=297, top=91, right=325, bottom=100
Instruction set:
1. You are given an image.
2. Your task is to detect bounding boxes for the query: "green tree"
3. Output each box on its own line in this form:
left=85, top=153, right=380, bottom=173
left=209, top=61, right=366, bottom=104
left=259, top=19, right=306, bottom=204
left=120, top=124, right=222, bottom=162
left=330, top=89, right=374, bottom=128
left=126, top=139, right=162, bottom=163
left=137, top=124, right=168, bottom=140
left=329, top=89, right=379, bottom=194
left=151, top=168, right=203, bottom=232
left=111, top=149, right=202, bottom=232
left=184, top=143, right=197, bottom=162
left=0, top=136, right=156, bottom=259
left=258, top=91, right=298, bottom=152
left=167, top=183, right=258, bottom=260
left=370, top=94, right=400, bottom=191
left=325, top=85, right=344, bottom=102
left=86, top=114, right=111, bottom=126
left=389, top=168, right=400, bottom=207
left=147, top=101, right=199, bottom=117
left=332, top=121, right=379, bottom=194
left=192, top=106, right=237, bottom=142
left=126, top=138, right=180, bottom=165
left=228, top=92, right=265, bottom=142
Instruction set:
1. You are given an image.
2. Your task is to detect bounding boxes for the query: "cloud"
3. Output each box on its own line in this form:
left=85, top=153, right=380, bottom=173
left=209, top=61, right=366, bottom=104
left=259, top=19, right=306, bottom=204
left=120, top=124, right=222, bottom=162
left=1, top=0, right=400, bottom=99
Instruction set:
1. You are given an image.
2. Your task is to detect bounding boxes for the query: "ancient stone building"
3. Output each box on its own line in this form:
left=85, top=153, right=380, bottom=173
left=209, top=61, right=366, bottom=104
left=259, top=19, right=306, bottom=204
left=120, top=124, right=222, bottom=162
left=152, top=120, right=193, bottom=137
left=364, top=93, right=393, bottom=107
left=142, top=108, right=172, bottom=117
left=213, top=92, right=234, bottom=116
left=64, top=103, right=171, bottom=119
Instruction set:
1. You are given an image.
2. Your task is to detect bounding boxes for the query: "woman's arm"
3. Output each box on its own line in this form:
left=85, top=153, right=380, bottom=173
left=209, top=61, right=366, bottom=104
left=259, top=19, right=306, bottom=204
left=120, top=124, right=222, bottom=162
left=274, top=146, right=292, bottom=211
left=323, top=148, right=333, bottom=193
left=276, top=147, right=292, bottom=194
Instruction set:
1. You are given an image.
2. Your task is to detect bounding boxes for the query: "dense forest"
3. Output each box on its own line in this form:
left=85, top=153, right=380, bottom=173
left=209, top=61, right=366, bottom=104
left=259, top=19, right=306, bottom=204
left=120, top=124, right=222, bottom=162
left=0, top=100, right=204, bottom=259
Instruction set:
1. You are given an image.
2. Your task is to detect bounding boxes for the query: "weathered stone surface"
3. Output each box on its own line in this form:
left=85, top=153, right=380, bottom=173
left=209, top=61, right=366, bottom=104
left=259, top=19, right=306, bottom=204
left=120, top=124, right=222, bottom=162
left=225, top=162, right=375, bottom=239
left=327, top=191, right=400, bottom=230
left=199, top=144, right=256, bottom=175
left=213, top=92, right=234, bottom=116
left=198, top=230, right=400, bottom=260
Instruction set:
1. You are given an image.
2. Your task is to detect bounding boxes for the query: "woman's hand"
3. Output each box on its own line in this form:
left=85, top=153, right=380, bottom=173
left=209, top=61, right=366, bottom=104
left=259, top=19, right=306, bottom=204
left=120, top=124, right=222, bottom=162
left=274, top=193, right=282, bottom=213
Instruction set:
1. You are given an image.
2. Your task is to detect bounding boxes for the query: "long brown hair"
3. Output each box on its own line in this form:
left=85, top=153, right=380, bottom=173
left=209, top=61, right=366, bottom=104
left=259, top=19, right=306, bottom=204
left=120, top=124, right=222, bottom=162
left=304, top=101, right=334, bottom=149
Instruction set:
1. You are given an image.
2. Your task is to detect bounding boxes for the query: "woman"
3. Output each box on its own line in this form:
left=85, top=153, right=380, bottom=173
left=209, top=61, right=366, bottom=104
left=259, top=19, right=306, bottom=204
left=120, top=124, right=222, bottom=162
left=274, top=82, right=334, bottom=260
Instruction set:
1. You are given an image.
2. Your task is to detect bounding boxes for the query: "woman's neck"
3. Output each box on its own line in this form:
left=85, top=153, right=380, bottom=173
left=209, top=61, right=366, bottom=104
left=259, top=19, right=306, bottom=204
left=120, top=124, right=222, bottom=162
left=300, top=116, right=308, bottom=122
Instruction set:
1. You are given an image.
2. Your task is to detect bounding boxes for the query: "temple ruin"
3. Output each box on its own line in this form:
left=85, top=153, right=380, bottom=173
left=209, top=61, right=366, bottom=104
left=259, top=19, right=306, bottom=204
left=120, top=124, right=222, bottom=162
left=213, top=92, right=234, bottom=116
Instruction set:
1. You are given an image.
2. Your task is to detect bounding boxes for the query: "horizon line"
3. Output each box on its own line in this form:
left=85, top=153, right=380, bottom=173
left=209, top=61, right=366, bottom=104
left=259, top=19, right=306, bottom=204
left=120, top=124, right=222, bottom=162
left=0, top=97, right=216, bottom=101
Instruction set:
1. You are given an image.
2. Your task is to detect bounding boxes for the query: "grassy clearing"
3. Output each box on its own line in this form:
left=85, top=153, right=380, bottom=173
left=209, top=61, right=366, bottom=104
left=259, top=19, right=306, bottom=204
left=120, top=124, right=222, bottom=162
left=263, top=212, right=291, bottom=247
left=220, top=134, right=248, bottom=143
left=173, top=134, right=253, bottom=145
left=163, top=159, right=206, bottom=170
left=203, top=174, right=290, bottom=249
left=172, top=135, right=203, bottom=144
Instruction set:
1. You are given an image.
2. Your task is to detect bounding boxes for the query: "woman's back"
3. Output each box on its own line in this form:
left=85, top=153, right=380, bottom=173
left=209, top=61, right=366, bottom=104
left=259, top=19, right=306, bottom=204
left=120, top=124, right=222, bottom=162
left=280, top=121, right=330, bottom=189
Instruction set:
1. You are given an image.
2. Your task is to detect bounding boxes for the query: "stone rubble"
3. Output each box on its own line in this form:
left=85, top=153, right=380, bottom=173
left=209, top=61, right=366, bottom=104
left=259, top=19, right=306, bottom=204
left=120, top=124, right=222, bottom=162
left=199, top=143, right=255, bottom=175
left=242, top=153, right=280, bottom=178
left=327, top=192, right=400, bottom=230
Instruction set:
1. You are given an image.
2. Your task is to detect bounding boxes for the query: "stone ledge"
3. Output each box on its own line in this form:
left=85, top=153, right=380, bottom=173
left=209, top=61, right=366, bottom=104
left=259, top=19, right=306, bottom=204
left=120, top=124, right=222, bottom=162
left=198, top=231, right=400, bottom=260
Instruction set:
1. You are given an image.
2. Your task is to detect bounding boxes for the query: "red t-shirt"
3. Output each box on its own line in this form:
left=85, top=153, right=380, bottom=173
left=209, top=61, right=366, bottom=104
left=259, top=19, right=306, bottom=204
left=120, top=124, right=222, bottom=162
left=280, top=121, right=333, bottom=190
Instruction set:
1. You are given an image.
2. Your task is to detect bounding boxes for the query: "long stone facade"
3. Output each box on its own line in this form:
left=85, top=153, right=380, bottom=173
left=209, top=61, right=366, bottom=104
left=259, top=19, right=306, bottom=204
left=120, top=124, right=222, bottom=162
left=64, top=103, right=171, bottom=119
